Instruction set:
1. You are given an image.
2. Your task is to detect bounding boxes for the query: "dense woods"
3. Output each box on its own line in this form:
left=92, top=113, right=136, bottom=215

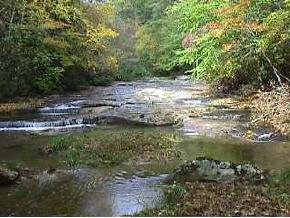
left=0, top=0, right=289, bottom=97
left=132, top=0, right=290, bottom=90
left=0, top=0, right=117, bottom=98
left=1, top=1, right=290, bottom=216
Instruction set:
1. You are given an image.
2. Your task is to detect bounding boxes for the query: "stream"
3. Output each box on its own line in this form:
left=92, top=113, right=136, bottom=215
left=0, top=76, right=290, bottom=216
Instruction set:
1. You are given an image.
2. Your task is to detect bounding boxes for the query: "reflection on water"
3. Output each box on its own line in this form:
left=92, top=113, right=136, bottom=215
left=80, top=175, right=166, bottom=216
left=0, top=133, right=60, bottom=169
left=180, top=136, right=290, bottom=170
left=0, top=164, right=167, bottom=216
left=1, top=128, right=290, bottom=216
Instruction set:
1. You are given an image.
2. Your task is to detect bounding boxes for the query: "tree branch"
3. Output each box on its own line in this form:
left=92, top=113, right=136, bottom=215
left=262, top=52, right=283, bottom=86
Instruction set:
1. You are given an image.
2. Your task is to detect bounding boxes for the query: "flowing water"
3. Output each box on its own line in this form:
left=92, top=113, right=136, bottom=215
left=0, top=76, right=290, bottom=216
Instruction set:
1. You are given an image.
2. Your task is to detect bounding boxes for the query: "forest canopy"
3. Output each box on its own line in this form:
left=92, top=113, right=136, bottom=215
left=0, top=0, right=289, bottom=98
left=0, top=0, right=117, bottom=98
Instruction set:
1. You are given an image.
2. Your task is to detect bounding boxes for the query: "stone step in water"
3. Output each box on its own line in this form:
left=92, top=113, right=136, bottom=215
left=0, top=114, right=174, bottom=131
left=0, top=118, right=93, bottom=131
left=38, top=100, right=86, bottom=114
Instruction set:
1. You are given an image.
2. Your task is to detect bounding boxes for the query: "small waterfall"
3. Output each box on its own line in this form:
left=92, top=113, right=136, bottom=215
left=0, top=118, right=94, bottom=131
left=39, top=104, right=81, bottom=115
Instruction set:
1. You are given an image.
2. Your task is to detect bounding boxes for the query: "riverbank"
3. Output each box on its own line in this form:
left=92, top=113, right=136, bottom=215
left=0, top=99, right=44, bottom=114
left=136, top=159, right=290, bottom=216
left=137, top=179, right=289, bottom=216
left=251, top=85, right=290, bottom=136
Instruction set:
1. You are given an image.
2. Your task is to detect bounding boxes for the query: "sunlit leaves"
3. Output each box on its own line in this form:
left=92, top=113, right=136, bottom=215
left=0, top=0, right=118, bottom=97
left=170, top=0, right=290, bottom=87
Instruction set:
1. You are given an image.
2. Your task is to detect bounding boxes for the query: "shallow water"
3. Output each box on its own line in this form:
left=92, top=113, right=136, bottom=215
left=180, top=136, right=290, bottom=170
left=0, top=76, right=290, bottom=216
left=0, top=128, right=180, bottom=216
left=0, top=163, right=169, bottom=216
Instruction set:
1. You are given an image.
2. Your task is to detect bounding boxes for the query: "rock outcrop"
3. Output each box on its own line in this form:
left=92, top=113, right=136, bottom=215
left=0, top=165, right=19, bottom=186
left=171, top=157, right=265, bottom=183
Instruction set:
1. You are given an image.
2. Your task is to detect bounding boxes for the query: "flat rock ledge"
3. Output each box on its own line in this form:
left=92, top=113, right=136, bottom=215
left=171, top=157, right=265, bottom=183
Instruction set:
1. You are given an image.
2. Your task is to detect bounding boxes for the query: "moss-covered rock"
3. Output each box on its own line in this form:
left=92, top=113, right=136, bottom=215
left=0, top=165, right=19, bottom=186
left=170, top=157, right=265, bottom=183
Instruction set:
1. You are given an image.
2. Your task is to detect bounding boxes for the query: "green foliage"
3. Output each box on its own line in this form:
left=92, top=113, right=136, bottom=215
left=0, top=0, right=117, bottom=98
left=116, top=0, right=175, bottom=24
left=163, top=183, right=187, bottom=205
left=114, top=60, right=152, bottom=81
left=2, top=0, right=289, bottom=98
left=268, top=169, right=290, bottom=203
left=170, top=0, right=290, bottom=89
left=136, top=18, right=181, bottom=73
left=113, top=0, right=180, bottom=77
left=31, top=52, right=64, bottom=93
left=135, top=183, right=187, bottom=217
left=114, top=0, right=290, bottom=88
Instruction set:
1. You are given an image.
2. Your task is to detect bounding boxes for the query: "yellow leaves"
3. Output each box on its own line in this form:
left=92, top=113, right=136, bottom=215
left=200, top=14, right=262, bottom=41
left=249, top=21, right=263, bottom=30
left=97, top=2, right=115, bottom=18
left=94, top=24, right=118, bottom=39
left=209, top=0, right=263, bottom=34
left=224, top=16, right=244, bottom=28
left=43, top=37, right=69, bottom=49
left=216, top=0, right=251, bottom=15
left=105, top=56, right=118, bottom=71
left=204, top=21, right=220, bottom=30
left=136, top=25, right=157, bottom=55
left=222, top=43, right=232, bottom=52
left=222, top=41, right=238, bottom=52
left=41, top=20, right=71, bottom=30
left=85, top=24, right=118, bottom=48
left=224, top=18, right=262, bottom=31
left=245, top=130, right=254, bottom=139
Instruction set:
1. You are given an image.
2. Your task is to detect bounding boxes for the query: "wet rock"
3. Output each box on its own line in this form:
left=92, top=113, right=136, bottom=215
left=0, top=166, right=19, bottom=186
left=226, top=127, right=282, bottom=142
left=17, top=167, right=39, bottom=180
left=0, top=77, right=207, bottom=132
left=95, top=115, right=176, bottom=126
left=82, top=101, right=121, bottom=108
left=176, top=75, right=190, bottom=81
left=38, top=169, right=74, bottom=187
left=202, top=114, right=243, bottom=121
left=258, top=132, right=274, bottom=141
left=42, top=145, right=53, bottom=154
left=171, top=157, right=265, bottom=183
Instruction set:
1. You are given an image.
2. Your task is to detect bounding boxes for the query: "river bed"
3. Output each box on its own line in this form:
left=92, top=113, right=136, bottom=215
left=0, top=76, right=289, bottom=216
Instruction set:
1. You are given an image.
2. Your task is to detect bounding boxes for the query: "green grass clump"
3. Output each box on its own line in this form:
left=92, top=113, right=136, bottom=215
left=47, top=127, right=181, bottom=167
left=267, top=169, right=290, bottom=204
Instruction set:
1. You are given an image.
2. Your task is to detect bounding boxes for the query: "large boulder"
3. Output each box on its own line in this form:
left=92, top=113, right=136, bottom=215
left=171, top=157, right=265, bottom=183
left=0, top=166, right=19, bottom=186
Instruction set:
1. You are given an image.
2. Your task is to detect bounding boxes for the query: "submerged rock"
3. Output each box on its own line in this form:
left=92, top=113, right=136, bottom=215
left=38, top=169, right=73, bottom=187
left=258, top=132, right=274, bottom=141
left=171, top=157, right=265, bottom=183
left=37, top=168, right=89, bottom=187
left=0, top=166, right=19, bottom=186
